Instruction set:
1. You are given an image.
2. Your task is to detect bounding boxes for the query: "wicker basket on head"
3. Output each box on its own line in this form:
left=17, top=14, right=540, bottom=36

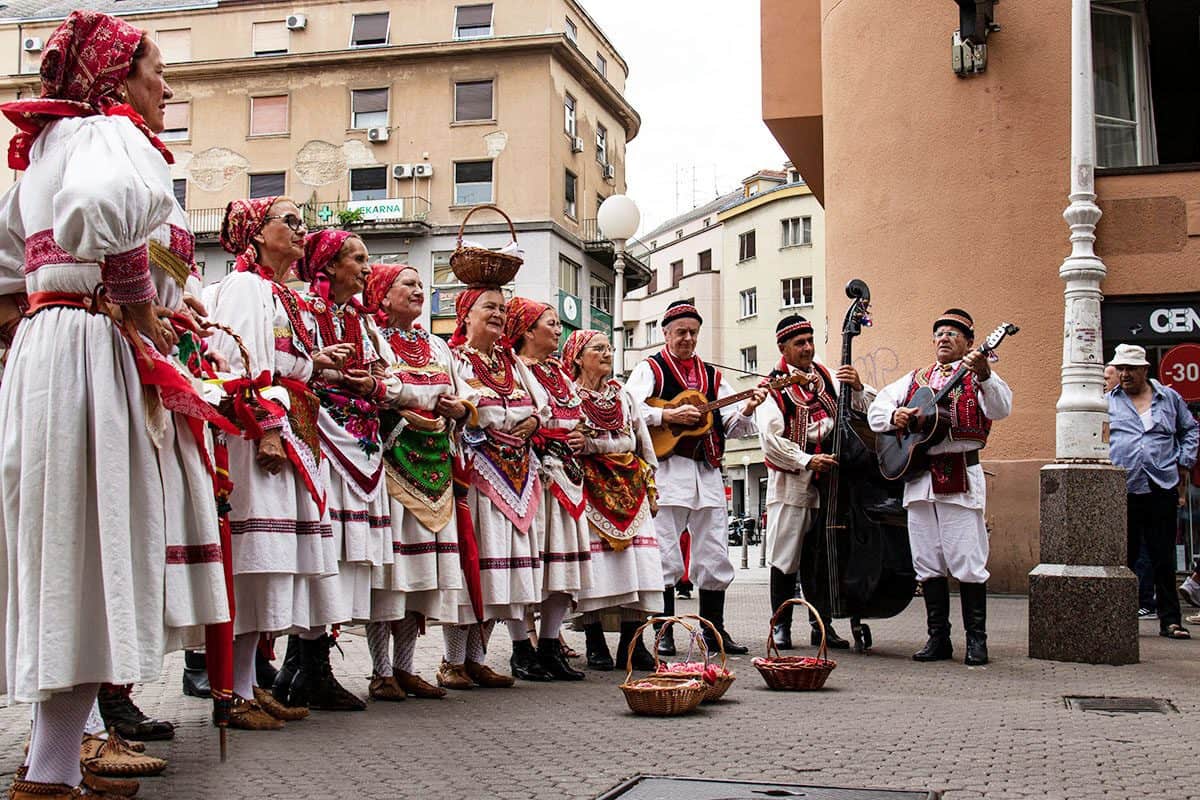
left=752, top=598, right=837, bottom=691
left=619, top=617, right=708, bottom=717
left=449, top=204, right=523, bottom=286
left=656, top=614, right=735, bottom=702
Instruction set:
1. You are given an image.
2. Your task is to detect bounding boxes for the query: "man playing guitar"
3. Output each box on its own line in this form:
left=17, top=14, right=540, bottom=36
left=626, top=300, right=766, bottom=655
left=867, top=309, right=1012, bottom=666
left=756, top=314, right=873, bottom=651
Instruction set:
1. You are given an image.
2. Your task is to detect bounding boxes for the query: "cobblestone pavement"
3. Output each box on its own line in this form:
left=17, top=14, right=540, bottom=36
left=2, top=567, right=1198, bottom=799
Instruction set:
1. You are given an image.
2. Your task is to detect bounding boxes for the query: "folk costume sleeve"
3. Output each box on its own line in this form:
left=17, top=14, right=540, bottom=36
left=756, top=390, right=810, bottom=472
left=851, top=382, right=877, bottom=413
left=52, top=117, right=176, bottom=305
left=629, top=387, right=660, bottom=470
left=0, top=187, right=27, bottom=295
left=975, top=371, right=1013, bottom=423
left=868, top=372, right=914, bottom=433
left=624, top=360, right=661, bottom=428
left=718, top=371, right=757, bottom=438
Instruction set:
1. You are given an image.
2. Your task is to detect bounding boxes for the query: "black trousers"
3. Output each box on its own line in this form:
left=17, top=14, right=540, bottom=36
left=1127, top=487, right=1182, bottom=629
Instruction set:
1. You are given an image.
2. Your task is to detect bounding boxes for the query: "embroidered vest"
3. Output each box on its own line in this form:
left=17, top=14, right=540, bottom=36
left=648, top=350, right=724, bottom=469
left=904, top=364, right=992, bottom=445
left=765, top=362, right=837, bottom=473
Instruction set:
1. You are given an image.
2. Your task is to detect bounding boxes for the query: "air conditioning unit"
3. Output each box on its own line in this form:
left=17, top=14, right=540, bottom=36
left=570, top=136, right=584, bottom=153
left=286, top=14, right=307, bottom=30
left=367, top=126, right=389, bottom=143
left=411, top=163, right=434, bottom=178
left=22, top=37, right=42, bottom=52
left=602, top=164, right=615, bottom=180
left=392, top=164, right=413, bottom=180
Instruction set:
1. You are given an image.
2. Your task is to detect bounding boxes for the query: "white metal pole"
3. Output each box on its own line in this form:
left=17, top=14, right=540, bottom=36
left=613, top=245, right=626, bottom=377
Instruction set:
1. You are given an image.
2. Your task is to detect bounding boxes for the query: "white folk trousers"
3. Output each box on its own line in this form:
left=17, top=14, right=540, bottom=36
left=654, top=505, right=735, bottom=591
left=906, top=500, right=990, bottom=583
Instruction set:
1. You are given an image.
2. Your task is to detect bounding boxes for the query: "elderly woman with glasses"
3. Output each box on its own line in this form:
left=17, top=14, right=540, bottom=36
left=204, top=197, right=356, bottom=729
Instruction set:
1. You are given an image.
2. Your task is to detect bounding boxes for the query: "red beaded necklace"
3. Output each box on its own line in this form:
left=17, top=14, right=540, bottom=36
left=385, top=326, right=431, bottom=368
left=579, top=381, right=624, bottom=431
left=462, top=345, right=516, bottom=397
left=313, top=300, right=365, bottom=370
left=270, top=281, right=315, bottom=353
left=529, top=360, right=574, bottom=407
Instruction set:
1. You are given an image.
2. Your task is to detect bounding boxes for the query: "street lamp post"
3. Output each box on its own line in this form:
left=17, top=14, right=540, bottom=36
left=597, top=195, right=640, bottom=376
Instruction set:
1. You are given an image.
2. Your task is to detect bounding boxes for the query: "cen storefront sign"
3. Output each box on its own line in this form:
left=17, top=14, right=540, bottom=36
left=1103, top=296, right=1200, bottom=346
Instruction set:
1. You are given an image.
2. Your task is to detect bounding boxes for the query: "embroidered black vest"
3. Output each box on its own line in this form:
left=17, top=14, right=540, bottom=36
left=765, top=362, right=837, bottom=472
left=648, top=350, right=724, bottom=469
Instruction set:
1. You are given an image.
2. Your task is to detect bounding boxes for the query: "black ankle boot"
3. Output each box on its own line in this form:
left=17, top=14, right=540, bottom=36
left=913, top=577, right=954, bottom=662
left=960, top=582, right=989, bottom=666
left=616, top=621, right=656, bottom=671
left=808, top=609, right=851, bottom=650
left=272, top=635, right=303, bottom=706
left=769, top=568, right=798, bottom=650
left=98, top=684, right=176, bottom=741
left=307, top=635, right=367, bottom=710
left=584, top=623, right=614, bottom=671
left=537, top=638, right=585, bottom=680
left=256, top=647, right=278, bottom=689
left=182, top=651, right=210, bottom=699
left=699, top=589, right=749, bottom=655
left=654, top=587, right=676, bottom=656
left=510, top=639, right=553, bottom=681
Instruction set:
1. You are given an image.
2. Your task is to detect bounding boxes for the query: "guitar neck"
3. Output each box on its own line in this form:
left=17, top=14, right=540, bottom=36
left=698, top=387, right=759, bottom=414
left=930, top=347, right=991, bottom=405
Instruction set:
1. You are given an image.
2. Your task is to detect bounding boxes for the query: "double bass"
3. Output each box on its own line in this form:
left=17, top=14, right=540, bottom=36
left=798, top=280, right=915, bottom=652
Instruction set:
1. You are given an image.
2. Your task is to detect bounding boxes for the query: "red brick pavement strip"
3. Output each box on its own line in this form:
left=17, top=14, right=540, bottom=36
left=1, top=574, right=1199, bottom=800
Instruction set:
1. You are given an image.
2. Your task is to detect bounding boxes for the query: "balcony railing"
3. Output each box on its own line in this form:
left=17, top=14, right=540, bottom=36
left=187, top=196, right=433, bottom=237
left=580, top=217, right=651, bottom=290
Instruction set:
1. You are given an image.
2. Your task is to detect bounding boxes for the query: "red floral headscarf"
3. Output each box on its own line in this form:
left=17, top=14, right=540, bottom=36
left=301, top=229, right=358, bottom=303
left=449, top=287, right=489, bottom=349
left=562, top=329, right=601, bottom=379
left=220, top=196, right=281, bottom=276
left=0, top=11, right=173, bottom=170
left=501, top=296, right=552, bottom=352
left=364, top=263, right=418, bottom=327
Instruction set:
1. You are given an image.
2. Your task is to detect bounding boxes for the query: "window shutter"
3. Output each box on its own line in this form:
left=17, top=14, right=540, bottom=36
left=351, top=166, right=387, bottom=191
left=352, top=13, right=389, bottom=45
left=249, top=173, right=286, bottom=198
left=455, top=81, right=493, bottom=121
left=163, top=102, right=189, bottom=132
left=250, top=95, right=288, bottom=135
left=156, top=28, right=191, bottom=62
left=456, top=5, right=492, bottom=27
left=352, top=88, right=389, bottom=114
left=252, top=21, right=288, bottom=54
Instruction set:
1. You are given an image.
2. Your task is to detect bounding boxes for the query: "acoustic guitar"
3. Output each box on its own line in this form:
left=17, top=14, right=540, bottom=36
left=646, top=371, right=813, bottom=459
left=875, top=322, right=1019, bottom=482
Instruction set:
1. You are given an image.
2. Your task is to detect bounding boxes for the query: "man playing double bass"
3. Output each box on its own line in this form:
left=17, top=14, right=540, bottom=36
left=626, top=300, right=766, bottom=656
left=867, top=309, right=1012, bottom=666
left=756, top=315, right=874, bottom=651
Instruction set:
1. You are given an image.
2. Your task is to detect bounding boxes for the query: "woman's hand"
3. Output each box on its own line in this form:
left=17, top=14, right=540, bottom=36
left=341, top=368, right=377, bottom=397
left=205, top=349, right=230, bottom=373
left=312, top=343, right=354, bottom=371
left=511, top=417, right=538, bottom=441
left=124, top=301, right=177, bottom=355
left=435, top=395, right=468, bottom=421
left=567, top=429, right=586, bottom=454
left=256, top=429, right=287, bottom=474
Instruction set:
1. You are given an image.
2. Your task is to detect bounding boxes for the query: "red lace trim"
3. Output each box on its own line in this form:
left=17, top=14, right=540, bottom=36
left=102, top=244, right=154, bottom=304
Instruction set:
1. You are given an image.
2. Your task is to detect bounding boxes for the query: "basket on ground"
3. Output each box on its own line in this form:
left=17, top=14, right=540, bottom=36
left=752, top=598, right=837, bottom=691
left=449, top=204, right=523, bottom=286
left=619, top=617, right=708, bottom=716
left=655, top=614, right=735, bottom=702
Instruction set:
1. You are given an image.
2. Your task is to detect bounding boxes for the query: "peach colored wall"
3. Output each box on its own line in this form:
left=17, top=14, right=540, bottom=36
left=1097, top=170, right=1200, bottom=295
left=760, top=0, right=823, bottom=200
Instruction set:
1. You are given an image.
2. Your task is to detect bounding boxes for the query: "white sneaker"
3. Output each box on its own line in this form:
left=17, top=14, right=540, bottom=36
left=1179, top=577, right=1200, bottom=608
left=1138, top=607, right=1158, bottom=620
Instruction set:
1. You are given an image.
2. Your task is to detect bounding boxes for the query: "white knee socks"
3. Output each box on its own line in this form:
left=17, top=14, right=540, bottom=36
left=467, top=621, right=493, bottom=662
left=391, top=614, right=421, bottom=674
left=365, top=621, right=393, bottom=678
left=233, top=632, right=260, bottom=699
left=83, top=701, right=105, bottom=737
left=25, top=683, right=98, bottom=787
left=443, top=625, right=468, bottom=665
left=539, top=593, right=571, bottom=640
left=505, top=618, right=527, bottom=642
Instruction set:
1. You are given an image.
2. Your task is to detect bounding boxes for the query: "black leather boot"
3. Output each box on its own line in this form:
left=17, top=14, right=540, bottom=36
left=272, top=635, right=303, bottom=706
left=306, top=634, right=367, bottom=710
left=960, top=581, right=989, bottom=666
left=510, top=639, right=553, bottom=681
left=537, top=638, right=585, bottom=680
left=182, top=650, right=210, bottom=699
left=584, top=622, right=614, bottom=671
left=98, top=684, right=176, bottom=741
left=616, top=620, right=656, bottom=671
left=699, top=589, right=749, bottom=655
left=654, top=586, right=676, bottom=656
left=913, top=577, right=954, bottom=662
left=770, top=568, right=797, bottom=650
left=808, top=607, right=851, bottom=650
left=256, top=647, right=278, bottom=690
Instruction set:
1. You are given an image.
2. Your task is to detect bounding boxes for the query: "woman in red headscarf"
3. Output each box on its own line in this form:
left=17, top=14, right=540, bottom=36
left=0, top=11, right=231, bottom=796
left=204, top=198, right=358, bottom=728
left=361, top=264, right=469, bottom=698
left=501, top=298, right=593, bottom=682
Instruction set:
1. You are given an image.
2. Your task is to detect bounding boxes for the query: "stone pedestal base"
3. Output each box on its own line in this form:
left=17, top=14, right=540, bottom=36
left=1028, top=462, right=1138, bottom=665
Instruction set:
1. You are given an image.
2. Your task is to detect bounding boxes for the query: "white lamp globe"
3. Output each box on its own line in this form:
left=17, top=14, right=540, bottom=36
left=597, top=194, right=640, bottom=242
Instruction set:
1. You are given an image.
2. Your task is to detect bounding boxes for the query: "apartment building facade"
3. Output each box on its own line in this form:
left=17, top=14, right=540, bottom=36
left=0, top=0, right=649, bottom=336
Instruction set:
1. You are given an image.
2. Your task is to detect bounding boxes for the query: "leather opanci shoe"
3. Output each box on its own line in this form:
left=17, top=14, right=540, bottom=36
left=436, top=660, right=473, bottom=690
left=227, top=696, right=284, bottom=731
left=394, top=670, right=447, bottom=699
left=368, top=675, right=407, bottom=702
left=80, top=731, right=166, bottom=777
left=464, top=660, right=515, bottom=688
left=253, top=686, right=309, bottom=720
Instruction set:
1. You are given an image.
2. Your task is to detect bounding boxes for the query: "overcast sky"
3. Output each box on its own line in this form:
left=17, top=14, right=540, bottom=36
left=581, top=0, right=787, bottom=236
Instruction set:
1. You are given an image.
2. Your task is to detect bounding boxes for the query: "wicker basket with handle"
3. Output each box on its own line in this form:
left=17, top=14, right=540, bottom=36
left=449, top=204, right=523, bottom=286
left=752, top=598, right=837, bottom=691
left=618, top=617, right=708, bottom=717
left=658, top=614, right=735, bottom=702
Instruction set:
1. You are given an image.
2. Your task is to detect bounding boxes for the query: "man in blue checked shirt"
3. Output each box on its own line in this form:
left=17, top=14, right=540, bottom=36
left=1107, top=344, right=1200, bottom=640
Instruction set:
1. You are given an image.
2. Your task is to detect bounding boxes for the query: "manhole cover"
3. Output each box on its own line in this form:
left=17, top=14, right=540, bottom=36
left=597, top=776, right=937, bottom=800
left=1064, top=696, right=1177, bottom=714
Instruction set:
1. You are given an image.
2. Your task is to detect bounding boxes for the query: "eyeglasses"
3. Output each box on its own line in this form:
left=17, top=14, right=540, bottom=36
left=264, top=214, right=306, bottom=233
left=585, top=344, right=614, bottom=353
left=933, top=330, right=963, bottom=340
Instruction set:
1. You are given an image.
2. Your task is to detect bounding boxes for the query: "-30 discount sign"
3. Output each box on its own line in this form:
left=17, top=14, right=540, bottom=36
left=1159, top=343, right=1200, bottom=402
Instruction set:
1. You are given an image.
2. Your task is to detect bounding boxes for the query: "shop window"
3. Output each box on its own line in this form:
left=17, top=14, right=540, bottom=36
left=350, top=166, right=388, bottom=201
left=351, top=13, right=389, bottom=47
left=250, top=95, right=288, bottom=136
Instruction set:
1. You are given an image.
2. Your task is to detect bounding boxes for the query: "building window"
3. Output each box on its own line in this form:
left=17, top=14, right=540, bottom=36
left=251, top=21, right=288, bottom=56
left=454, top=80, right=494, bottom=122
left=595, top=52, right=607, bottom=77
left=647, top=269, right=658, bottom=295
left=590, top=278, right=612, bottom=313
left=432, top=251, right=462, bottom=317
left=645, top=320, right=660, bottom=345
left=703, top=217, right=711, bottom=228
left=788, top=168, right=802, bottom=184
left=559, top=256, right=581, bottom=296
left=350, top=166, right=388, bottom=201
left=674, top=229, right=683, bottom=240
left=740, top=346, right=758, bottom=373
left=1092, top=3, right=1150, bottom=168
left=670, top=260, right=683, bottom=288
left=249, top=172, right=285, bottom=198
left=781, top=276, right=814, bottom=308
left=782, top=216, right=812, bottom=247
left=698, top=249, right=712, bottom=272
left=564, top=170, right=578, bottom=218
left=739, top=287, right=758, bottom=318
left=455, top=4, right=493, bottom=40
left=564, top=94, right=577, bottom=136
left=738, top=230, right=756, bottom=262
left=565, top=17, right=578, bottom=43
left=156, top=28, right=191, bottom=63
left=624, top=327, right=634, bottom=349
left=160, top=101, right=190, bottom=141
left=351, top=88, right=388, bottom=129
left=172, top=178, right=187, bottom=209
left=454, top=160, right=493, bottom=205
left=249, top=95, right=288, bottom=136
left=596, top=123, right=608, bottom=164
left=351, top=12, right=390, bottom=47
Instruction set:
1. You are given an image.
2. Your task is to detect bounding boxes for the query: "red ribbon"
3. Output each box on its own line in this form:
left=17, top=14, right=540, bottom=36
left=223, top=371, right=285, bottom=440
